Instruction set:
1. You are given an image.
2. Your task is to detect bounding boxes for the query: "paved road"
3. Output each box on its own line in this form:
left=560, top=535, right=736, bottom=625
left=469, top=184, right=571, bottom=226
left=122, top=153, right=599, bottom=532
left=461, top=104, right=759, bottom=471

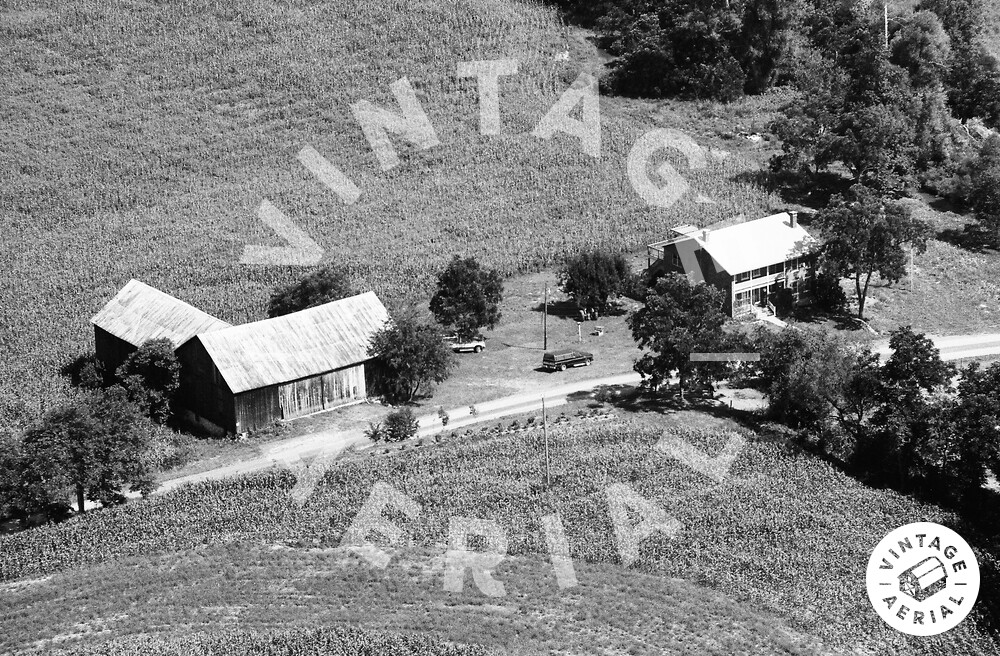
left=873, top=333, right=1000, bottom=362
left=130, top=332, right=1000, bottom=501
left=151, top=371, right=643, bottom=496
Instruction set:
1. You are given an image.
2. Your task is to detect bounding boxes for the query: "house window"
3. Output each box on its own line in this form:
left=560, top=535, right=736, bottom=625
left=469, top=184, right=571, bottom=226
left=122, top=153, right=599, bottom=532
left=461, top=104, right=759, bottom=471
left=752, top=267, right=767, bottom=279
left=735, top=271, right=750, bottom=283
left=671, top=252, right=680, bottom=267
left=768, top=263, right=783, bottom=275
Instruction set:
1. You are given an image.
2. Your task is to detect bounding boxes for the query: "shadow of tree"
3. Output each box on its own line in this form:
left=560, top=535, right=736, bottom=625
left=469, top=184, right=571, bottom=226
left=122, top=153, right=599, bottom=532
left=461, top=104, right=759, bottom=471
left=731, top=169, right=852, bottom=210
left=937, top=223, right=998, bottom=253
left=530, top=299, right=630, bottom=319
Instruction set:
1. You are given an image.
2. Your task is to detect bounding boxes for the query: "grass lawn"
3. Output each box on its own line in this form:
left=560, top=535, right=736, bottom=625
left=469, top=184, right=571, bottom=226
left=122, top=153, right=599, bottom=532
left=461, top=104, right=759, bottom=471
left=849, top=199, right=1000, bottom=336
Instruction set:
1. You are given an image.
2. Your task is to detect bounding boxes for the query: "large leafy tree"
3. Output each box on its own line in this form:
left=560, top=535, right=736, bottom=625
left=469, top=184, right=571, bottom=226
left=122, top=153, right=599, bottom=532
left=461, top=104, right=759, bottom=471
left=815, top=185, right=931, bottom=319
left=429, top=256, right=503, bottom=340
left=116, top=338, right=180, bottom=424
left=838, top=102, right=918, bottom=191
left=755, top=327, right=879, bottom=441
left=16, top=388, right=155, bottom=514
left=889, top=11, right=951, bottom=89
left=559, top=250, right=631, bottom=316
left=600, top=0, right=747, bottom=101
left=916, top=0, right=984, bottom=43
left=855, top=328, right=960, bottom=497
left=267, top=264, right=355, bottom=318
left=769, top=50, right=850, bottom=179
left=945, top=44, right=1000, bottom=128
left=970, top=135, right=1000, bottom=243
left=878, top=326, right=956, bottom=401
left=949, top=362, right=1000, bottom=497
left=368, top=316, right=455, bottom=403
left=628, top=274, right=730, bottom=397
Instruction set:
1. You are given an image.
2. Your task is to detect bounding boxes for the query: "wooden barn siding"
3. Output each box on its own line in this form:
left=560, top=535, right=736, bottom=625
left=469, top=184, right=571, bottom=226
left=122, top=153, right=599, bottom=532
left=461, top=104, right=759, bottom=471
left=94, top=326, right=137, bottom=384
left=276, top=364, right=367, bottom=421
left=176, top=338, right=237, bottom=433
left=233, top=387, right=281, bottom=434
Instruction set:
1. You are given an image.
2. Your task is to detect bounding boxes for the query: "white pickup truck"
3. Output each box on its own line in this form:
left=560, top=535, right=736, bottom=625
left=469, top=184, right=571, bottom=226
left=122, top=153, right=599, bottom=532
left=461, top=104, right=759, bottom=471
left=442, top=334, right=486, bottom=353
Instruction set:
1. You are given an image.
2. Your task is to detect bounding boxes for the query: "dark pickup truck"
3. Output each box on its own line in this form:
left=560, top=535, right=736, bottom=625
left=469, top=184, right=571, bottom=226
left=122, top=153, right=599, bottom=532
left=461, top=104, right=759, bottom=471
left=542, top=349, right=594, bottom=371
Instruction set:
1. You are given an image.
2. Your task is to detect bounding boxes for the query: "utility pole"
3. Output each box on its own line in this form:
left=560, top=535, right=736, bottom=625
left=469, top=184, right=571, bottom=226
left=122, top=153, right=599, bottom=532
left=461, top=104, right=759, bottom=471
left=884, top=2, right=889, bottom=50
left=542, top=396, right=551, bottom=493
left=543, top=285, right=548, bottom=351
left=910, top=246, right=914, bottom=292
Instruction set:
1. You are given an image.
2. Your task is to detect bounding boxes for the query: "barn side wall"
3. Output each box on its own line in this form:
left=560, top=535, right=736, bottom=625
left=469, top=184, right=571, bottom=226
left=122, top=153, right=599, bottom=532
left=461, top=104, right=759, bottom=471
left=93, top=326, right=137, bottom=385
left=276, top=363, right=367, bottom=422
left=176, top=338, right=237, bottom=434
left=233, top=387, right=281, bottom=434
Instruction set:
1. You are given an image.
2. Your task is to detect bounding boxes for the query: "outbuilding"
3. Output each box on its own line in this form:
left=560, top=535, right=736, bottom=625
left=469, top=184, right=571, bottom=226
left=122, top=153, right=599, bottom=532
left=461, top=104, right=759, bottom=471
left=174, top=291, right=390, bottom=434
left=91, top=279, right=231, bottom=382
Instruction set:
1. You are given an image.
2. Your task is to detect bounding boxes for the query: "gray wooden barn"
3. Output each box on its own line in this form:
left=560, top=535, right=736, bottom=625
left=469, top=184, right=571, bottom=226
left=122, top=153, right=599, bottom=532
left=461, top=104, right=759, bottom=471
left=174, top=291, right=390, bottom=434
left=91, top=279, right=232, bottom=383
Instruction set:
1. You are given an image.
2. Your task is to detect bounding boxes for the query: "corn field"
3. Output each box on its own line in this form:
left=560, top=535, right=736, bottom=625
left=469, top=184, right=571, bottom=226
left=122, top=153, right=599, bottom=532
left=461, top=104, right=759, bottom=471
left=0, top=0, right=780, bottom=420
left=1, top=420, right=995, bottom=655
left=44, top=626, right=490, bottom=656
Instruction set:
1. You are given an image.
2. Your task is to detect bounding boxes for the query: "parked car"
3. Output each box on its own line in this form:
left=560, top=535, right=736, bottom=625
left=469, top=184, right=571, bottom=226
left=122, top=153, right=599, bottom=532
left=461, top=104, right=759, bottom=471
left=542, top=349, right=593, bottom=371
left=443, top=334, right=485, bottom=353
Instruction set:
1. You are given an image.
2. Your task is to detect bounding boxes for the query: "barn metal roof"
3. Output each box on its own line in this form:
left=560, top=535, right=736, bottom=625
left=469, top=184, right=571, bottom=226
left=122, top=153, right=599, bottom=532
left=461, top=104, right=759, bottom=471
left=91, top=279, right=231, bottom=348
left=689, top=212, right=817, bottom=275
left=197, top=291, right=391, bottom=393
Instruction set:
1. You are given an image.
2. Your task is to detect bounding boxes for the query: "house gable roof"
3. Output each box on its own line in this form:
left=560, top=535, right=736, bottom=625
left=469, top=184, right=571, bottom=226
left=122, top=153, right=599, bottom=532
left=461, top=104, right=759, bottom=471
left=196, top=291, right=390, bottom=394
left=691, top=212, right=818, bottom=275
left=91, top=279, right=231, bottom=349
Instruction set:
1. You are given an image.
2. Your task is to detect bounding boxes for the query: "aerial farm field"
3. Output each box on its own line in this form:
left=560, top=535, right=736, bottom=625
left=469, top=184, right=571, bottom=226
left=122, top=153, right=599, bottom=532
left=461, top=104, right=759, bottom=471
left=0, top=0, right=780, bottom=419
left=3, top=0, right=1000, bottom=654
left=1, top=415, right=997, bottom=655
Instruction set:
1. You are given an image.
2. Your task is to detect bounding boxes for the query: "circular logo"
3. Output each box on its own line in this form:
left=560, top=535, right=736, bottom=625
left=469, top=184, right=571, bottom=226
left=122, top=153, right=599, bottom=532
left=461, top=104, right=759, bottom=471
left=866, top=522, right=980, bottom=636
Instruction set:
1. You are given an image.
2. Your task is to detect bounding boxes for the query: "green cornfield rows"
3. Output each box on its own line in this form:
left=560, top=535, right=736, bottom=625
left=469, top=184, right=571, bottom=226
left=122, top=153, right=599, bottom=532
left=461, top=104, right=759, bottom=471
left=0, top=0, right=780, bottom=418
left=46, top=626, right=489, bottom=656
left=1, top=420, right=996, bottom=655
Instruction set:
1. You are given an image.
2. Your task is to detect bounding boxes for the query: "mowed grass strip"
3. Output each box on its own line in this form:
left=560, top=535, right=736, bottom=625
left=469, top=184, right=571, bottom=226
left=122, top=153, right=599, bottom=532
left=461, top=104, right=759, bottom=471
left=1, top=413, right=996, bottom=655
left=10, top=544, right=836, bottom=656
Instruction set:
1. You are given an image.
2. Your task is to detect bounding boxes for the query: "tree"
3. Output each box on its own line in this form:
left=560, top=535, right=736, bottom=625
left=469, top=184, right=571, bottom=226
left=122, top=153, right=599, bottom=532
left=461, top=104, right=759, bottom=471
left=18, top=389, right=155, bottom=514
left=970, top=135, right=1000, bottom=242
left=945, top=44, right=1000, bottom=128
left=267, top=264, right=355, bottom=318
left=559, top=250, right=631, bottom=316
left=367, top=407, right=420, bottom=443
left=755, top=327, right=879, bottom=441
left=601, top=0, right=747, bottom=101
left=878, top=326, right=956, bottom=401
left=368, top=315, right=455, bottom=403
left=816, top=185, right=932, bottom=319
left=810, top=269, right=848, bottom=313
left=733, top=0, right=801, bottom=94
left=917, top=0, right=984, bottom=44
left=837, top=102, right=917, bottom=192
left=855, top=328, right=958, bottom=496
left=628, top=274, right=729, bottom=397
left=429, top=256, right=503, bottom=340
left=116, top=338, right=180, bottom=424
left=60, top=352, right=105, bottom=390
left=949, top=361, right=1000, bottom=496
left=890, top=11, right=951, bottom=89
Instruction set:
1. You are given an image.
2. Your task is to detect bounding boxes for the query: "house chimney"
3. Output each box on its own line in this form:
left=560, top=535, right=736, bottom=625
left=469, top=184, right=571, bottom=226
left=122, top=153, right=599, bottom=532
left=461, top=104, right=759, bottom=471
left=789, top=211, right=798, bottom=228
left=702, top=229, right=710, bottom=241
